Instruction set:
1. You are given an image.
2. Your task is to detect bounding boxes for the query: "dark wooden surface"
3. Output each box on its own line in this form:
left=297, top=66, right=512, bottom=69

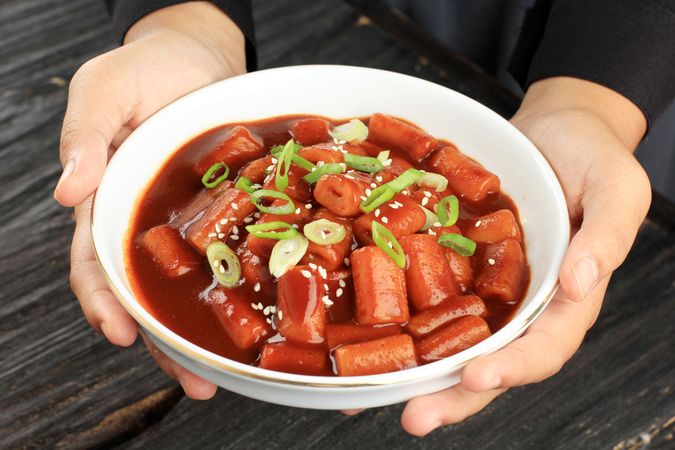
left=1, top=0, right=673, bottom=449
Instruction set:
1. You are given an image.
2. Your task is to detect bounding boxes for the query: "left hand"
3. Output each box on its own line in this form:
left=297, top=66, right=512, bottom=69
left=386, top=77, right=651, bottom=435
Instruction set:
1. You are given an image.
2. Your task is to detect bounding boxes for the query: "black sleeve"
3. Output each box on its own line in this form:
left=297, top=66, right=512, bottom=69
left=103, top=0, right=256, bottom=72
left=508, top=0, right=675, bottom=128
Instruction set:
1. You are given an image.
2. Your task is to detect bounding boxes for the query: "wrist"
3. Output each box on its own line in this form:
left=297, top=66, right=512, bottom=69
left=512, top=77, right=647, bottom=151
left=124, top=2, right=246, bottom=76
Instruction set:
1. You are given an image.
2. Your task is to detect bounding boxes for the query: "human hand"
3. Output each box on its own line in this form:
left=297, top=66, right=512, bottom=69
left=397, top=77, right=652, bottom=435
left=55, top=2, right=246, bottom=399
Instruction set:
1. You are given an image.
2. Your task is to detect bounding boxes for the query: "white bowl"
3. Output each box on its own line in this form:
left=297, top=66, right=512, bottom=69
left=92, top=65, right=569, bottom=409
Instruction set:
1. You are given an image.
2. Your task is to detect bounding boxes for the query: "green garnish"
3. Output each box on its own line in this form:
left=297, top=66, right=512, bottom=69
left=250, top=189, right=296, bottom=215
left=302, top=162, right=345, bottom=184
left=437, top=195, right=459, bottom=226
left=274, top=139, right=295, bottom=191
left=201, top=162, right=230, bottom=189
left=360, top=185, right=396, bottom=213
left=206, top=241, right=241, bottom=287
left=235, top=176, right=258, bottom=194
left=437, top=233, right=476, bottom=256
left=269, top=234, right=309, bottom=278
left=328, top=119, right=368, bottom=143
left=303, top=219, right=347, bottom=245
left=371, top=221, right=406, bottom=269
left=416, top=172, right=448, bottom=192
left=344, top=153, right=384, bottom=173
left=245, top=221, right=298, bottom=240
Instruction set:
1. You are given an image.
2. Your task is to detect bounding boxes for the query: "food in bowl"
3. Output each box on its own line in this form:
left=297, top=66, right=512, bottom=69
left=126, top=113, right=530, bottom=377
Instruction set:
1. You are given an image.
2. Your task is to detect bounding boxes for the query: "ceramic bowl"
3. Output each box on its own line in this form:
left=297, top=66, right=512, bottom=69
left=92, top=65, right=569, bottom=409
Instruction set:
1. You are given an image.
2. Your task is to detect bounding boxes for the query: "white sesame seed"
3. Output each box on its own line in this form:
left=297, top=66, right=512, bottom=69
left=266, top=318, right=272, bottom=324
left=263, top=306, right=271, bottom=315
left=336, top=288, right=344, bottom=297
left=317, top=161, right=325, bottom=167
left=320, top=230, right=327, bottom=239
left=390, top=204, right=399, bottom=209
left=219, top=265, right=225, bottom=273
left=254, top=282, right=261, bottom=292
left=333, top=137, right=339, bottom=144
left=338, top=140, right=347, bottom=145
left=257, top=302, right=263, bottom=310
left=271, top=157, right=278, bottom=164
left=424, top=191, right=432, bottom=198
left=215, top=223, right=221, bottom=233
left=218, top=233, right=225, bottom=239
left=295, top=207, right=301, bottom=214
left=475, top=220, right=482, bottom=227
left=266, top=165, right=275, bottom=172
left=254, top=212, right=261, bottom=218
left=384, top=159, right=392, bottom=166
left=230, top=217, right=237, bottom=222
left=231, top=203, right=239, bottom=210
left=318, top=266, right=327, bottom=279
left=292, top=224, right=299, bottom=229
left=208, top=232, right=217, bottom=238
left=309, top=263, right=318, bottom=270
left=360, top=196, right=367, bottom=201
left=433, top=221, right=442, bottom=227
left=324, top=283, right=329, bottom=291
left=232, top=226, right=239, bottom=234
left=331, top=145, right=339, bottom=151
left=339, top=162, right=347, bottom=170
left=305, top=203, right=312, bottom=209
left=375, top=209, right=381, bottom=217
left=428, top=229, right=437, bottom=235
left=230, top=235, right=240, bottom=241
left=244, top=217, right=253, bottom=223
left=278, top=310, right=283, bottom=320
left=488, top=258, right=496, bottom=265
left=345, top=174, right=355, bottom=180
left=321, top=296, right=334, bottom=307
left=270, top=305, right=276, bottom=313
left=344, top=258, right=350, bottom=266
left=370, top=183, right=378, bottom=189
left=311, top=166, right=317, bottom=172
left=251, top=184, right=262, bottom=190
left=220, top=218, right=228, bottom=225
left=387, top=241, right=393, bottom=248
left=421, top=197, right=429, bottom=207
left=213, top=260, right=220, bottom=268
left=300, top=270, right=312, bottom=278
left=381, top=217, right=389, bottom=224
left=376, top=175, right=383, bottom=182
left=338, top=279, right=346, bottom=288
left=365, top=189, right=372, bottom=196
left=395, top=201, right=404, bottom=207
left=251, top=302, right=258, bottom=310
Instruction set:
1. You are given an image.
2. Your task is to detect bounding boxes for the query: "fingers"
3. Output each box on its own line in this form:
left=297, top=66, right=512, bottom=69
left=340, top=409, right=364, bottom=416
left=559, top=156, right=650, bottom=301
left=462, top=278, right=608, bottom=393
left=55, top=55, right=132, bottom=207
left=140, top=332, right=218, bottom=400
left=70, top=199, right=137, bottom=346
left=401, top=386, right=505, bottom=436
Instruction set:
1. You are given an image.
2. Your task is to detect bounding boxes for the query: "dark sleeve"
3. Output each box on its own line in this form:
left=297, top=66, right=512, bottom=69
left=103, top=0, right=256, bottom=72
left=508, top=0, right=675, bottom=128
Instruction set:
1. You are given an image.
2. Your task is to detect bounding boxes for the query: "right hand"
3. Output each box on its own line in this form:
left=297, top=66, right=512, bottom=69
left=54, top=2, right=247, bottom=399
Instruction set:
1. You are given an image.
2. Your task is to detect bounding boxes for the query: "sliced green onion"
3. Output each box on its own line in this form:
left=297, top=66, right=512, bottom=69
left=271, top=142, right=315, bottom=171
left=235, top=176, right=258, bottom=194
left=201, top=162, right=230, bottom=188
left=328, top=119, right=368, bottom=143
left=275, top=139, right=295, bottom=191
left=303, top=219, right=347, bottom=245
left=376, top=150, right=390, bottom=163
left=206, top=241, right=241, bottom=287
left=419, top=206, right=439, bottom=231
left=417, top=172, right=448, bottom=192
left=371, top=221, right=406, bottom=268
left=270, top=141, right=303, bottom=156
left=437, top=233, right=476, bottom=257
left=437, top=195, right=459, bottom=226
left=344, top=153, right=384, bottom=173
left=302, top=162, right=345, bottom=184
left=245, top=221, right=298, bottom=240
left=360, top=184, right=396, bottom=213
left=250, top=189, right=296, bottom=215
left=269, top=234, right=309, bottom=278
left=386, top=168, right=425, bottom=192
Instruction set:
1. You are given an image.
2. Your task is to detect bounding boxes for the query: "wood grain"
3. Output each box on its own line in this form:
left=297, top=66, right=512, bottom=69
left=0, top=0, right=673, bottom=449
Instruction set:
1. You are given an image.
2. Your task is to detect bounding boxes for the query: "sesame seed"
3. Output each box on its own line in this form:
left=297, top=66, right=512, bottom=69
left=381, top=217, right=389, bottom=224
left=375, top=209, right=381, bottom=217
left=338, top=279, right=346, bottom=288
left=338, top=140, right=346, bottom=145
left=344, top=258, right=350, bottom=266
left=266, top=165, right=275, bottom=172
left=271, top=157, right=278, bottom=164
left=390, top=204, right=399, bottom=210
left=251, top=184, right=262, bottom=190
left=218, top=233, right=225, bottom=239
left=219, top=265, right=225, bottom=274
left=295, top=207, right=301, bottom=214
left=230, top=235, right=240, bottom=241
left=333, top=137, right=339, bottom=144
left=318, top=266, right=327, bottom=279
left=360, top=196, right=367, bottom=201
left=208, top=232, right=217, bottom=238
left=258, top=302, right=263, bottom=309
left=213, top=260, right=220, bottom=268
left=339, top=163, right=347, bottom=170
left=278, top=310, right=283, bottom=320
left=305, top=203, right=312, bottom=209
left=370, top=183, right=378, bottom=189
left=215, top=223, right=221, bottom=233
left=244, top=217, right=253, bottom=223
left=292, top=224, right=299, bottom=229
left=309, top=263, right=318, bottom=270
left=251, top=302, right=258, bottom=310
left=424, top=191, right=432, bottom=198
left=345, top=174, right=355, bottom=180
left=270, top=305, right=276, bottom=313
left=317, top=161, right=325, bottom=167
left=220, top=218, right=228, bottom=225
left=433, top=221, right=442, bottom=227
left=387, top=241, right=393, bottom=248
left=475, top=220, right=482, bottom=227
left=421, top=197, right=429, bottom=206
left=311, top=166, right=317, bottom=172
left=300, top=270, right=312, bottom=278
left=231, top=203, right=239, bottom=211
left=376, top=175, right=383, bottom=182
left=263, top=306, right=271, bottom=315
left=365, top=189, right=372, bottom=196
left=321, top=296, right=334, bottom=307
left=230, top=217, right=237, bottom=222
left=395, top=201, right=404, bottom=207
left=254, top=213, right=261, bottom=218
left=254, top=282, right=261, bottom=292
left=384, top=159, right=392, bottom=166
left=336, top=288, right=343, bottom=297
left=324, top=283, right=329, bottom=291
left=320, top=230, right=327, bottom=239
left=331, top=145, right=339, bottom=151
left=488, top=258, right=496, bottom=265
left=232, top=226, right=239, bottom=234
left=266, top=318, right=272, bottom=324
left=428, top=229, right=437, bottom=235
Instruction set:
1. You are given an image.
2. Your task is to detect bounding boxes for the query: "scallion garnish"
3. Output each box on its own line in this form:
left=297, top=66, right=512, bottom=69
left=201, top=162, right=230, bottom=188
left=275, top=139, right=296, bottom=191
left=376, top=150, right=390, bottom=164
left=235, top=176, right=258, bottom=194
left=269, top=234, right=309, bottom=278
left=328, top=119, right=368, bottom=143
left=245, top=221, right=298, bottom=240
left=303, top=219, right=347, bottom=245
left=250, top=189, right=296, bottom=215
left=386, top=168, right=425, bottom=192
left=419, top=206, right=440, bottom=231
left=302, top=162, right=345, bottom=184
left=206, top=241, right=241, bottom=287
left=437, top=195, right=459, bottom=226
left=416, top=172, right=448, bottom=192
left=271, top=142, right=315, bottom=171
left=437, top=233, right=476, bottom=256
left=371, top=221, right=406, bottom=268
left=360, top=184, right=396, bottom=213
left=344, top=153, right=384, bottom=173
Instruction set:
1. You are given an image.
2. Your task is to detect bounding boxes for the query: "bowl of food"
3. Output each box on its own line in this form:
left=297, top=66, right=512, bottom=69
left=92, top=65, right=569, bottom=409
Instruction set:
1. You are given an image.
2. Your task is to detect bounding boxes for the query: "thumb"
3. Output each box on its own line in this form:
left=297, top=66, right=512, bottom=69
left=560, top=157, right=651, bottom=301
left=54, top=58, right=129, bottom=207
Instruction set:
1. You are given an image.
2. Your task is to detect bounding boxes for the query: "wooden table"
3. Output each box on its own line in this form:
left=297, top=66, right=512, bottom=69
left=1, top=1, right=673, bottom=448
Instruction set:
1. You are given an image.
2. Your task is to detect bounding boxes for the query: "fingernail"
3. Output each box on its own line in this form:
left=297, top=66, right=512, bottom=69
left=100, top=321, right=111, bottom=341
left=572, top=257, right=599, bottom=300
left=55, top=159, right=75, bottom=192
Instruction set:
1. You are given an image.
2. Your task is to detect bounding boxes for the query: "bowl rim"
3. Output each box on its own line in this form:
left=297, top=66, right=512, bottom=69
left=91, top=64, right=570, bottom=388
